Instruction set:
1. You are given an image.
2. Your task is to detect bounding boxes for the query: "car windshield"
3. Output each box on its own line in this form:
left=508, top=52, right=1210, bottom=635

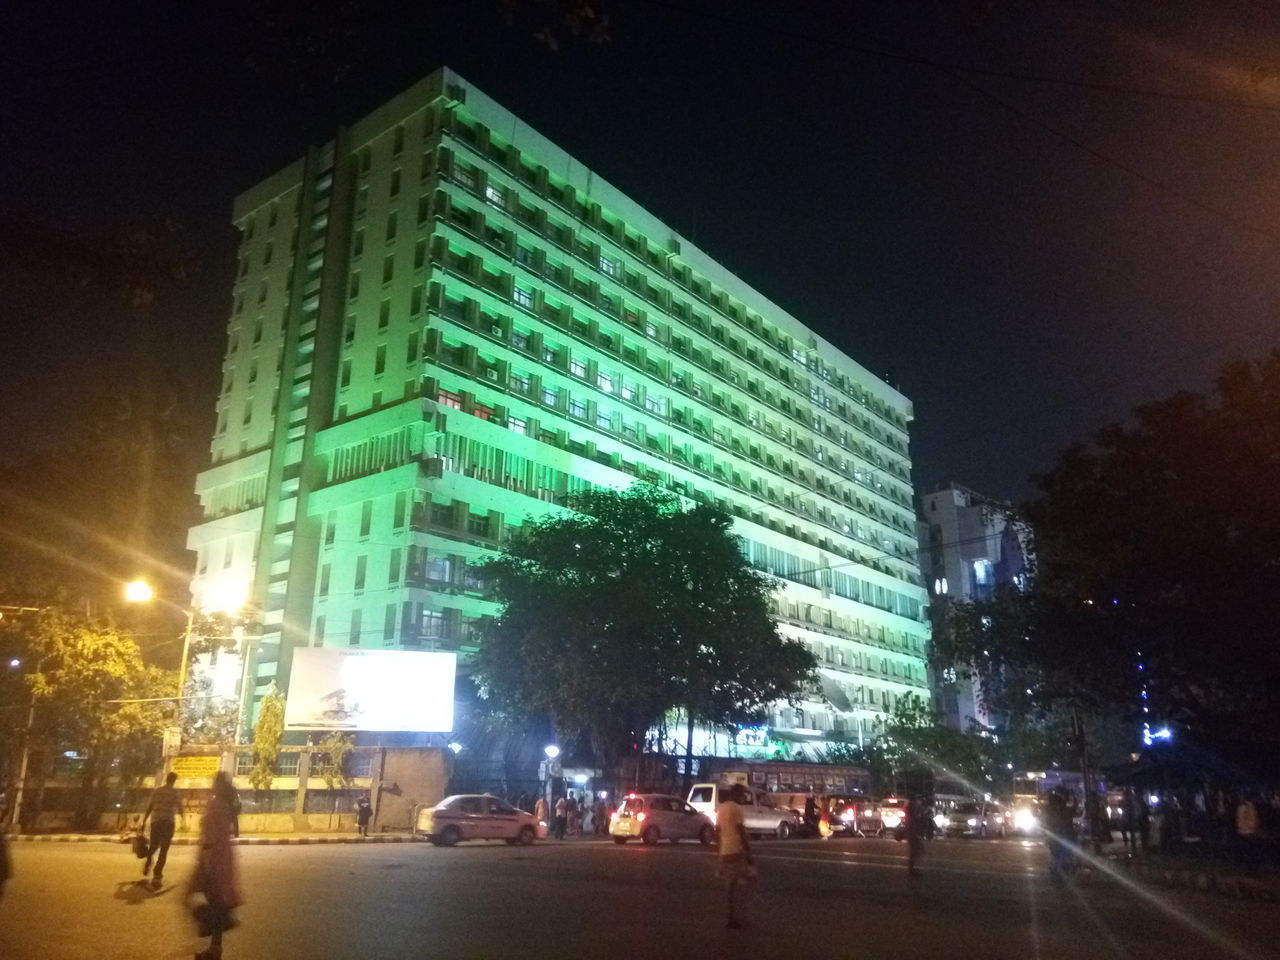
left=689, top=787, right=713, bottom=804
left=955, top=803, right=981, bottom=814
left=619, top=797, right=645, bottom=812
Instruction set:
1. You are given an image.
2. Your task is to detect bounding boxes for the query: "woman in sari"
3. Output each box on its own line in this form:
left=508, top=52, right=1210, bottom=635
left=187, top=771, right=242, bottom=959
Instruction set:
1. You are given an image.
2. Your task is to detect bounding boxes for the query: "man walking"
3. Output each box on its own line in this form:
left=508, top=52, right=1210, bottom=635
left=717, top=784, right=755, bottom=929
left=142, top=771, right=183, bottom=889
left=553, top=795, right=568, bottom=841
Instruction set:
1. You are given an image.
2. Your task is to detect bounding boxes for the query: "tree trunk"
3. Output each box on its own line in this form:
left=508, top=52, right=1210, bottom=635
left=682, top=707, right=695, bottom=796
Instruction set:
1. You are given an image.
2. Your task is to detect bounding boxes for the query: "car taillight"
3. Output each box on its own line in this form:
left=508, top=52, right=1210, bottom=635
left=636, top=812, right=647, bottom=822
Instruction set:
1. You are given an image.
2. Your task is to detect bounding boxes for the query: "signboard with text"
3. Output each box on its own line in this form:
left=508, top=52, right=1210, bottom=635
left=170, top=755, right=221, bottom=779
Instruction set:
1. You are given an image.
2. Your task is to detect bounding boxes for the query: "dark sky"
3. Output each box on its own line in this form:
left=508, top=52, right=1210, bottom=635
left=4, top=0, right=1280, bottom=503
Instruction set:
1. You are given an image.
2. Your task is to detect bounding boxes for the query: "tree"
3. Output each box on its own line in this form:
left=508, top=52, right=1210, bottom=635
left=248, top=685, right=285, bottom=792
left=312, top=732, right=354, bottom=830
left=938, top=353, right=1280, bottom=775
left=474, top=484, right=815, bottom=782
left=0, top=607, right=175, bottom=828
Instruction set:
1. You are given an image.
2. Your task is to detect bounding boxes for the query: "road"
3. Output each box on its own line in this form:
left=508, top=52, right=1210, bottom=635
left=2, top=835, right=1274, bottom=959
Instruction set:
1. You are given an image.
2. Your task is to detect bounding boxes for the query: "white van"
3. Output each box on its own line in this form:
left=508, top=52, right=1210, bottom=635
left=688, top=782, right=798, bottom=839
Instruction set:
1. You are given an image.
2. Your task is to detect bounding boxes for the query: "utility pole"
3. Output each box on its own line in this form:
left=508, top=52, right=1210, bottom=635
left=1070, top=704, right=1100, bottom=854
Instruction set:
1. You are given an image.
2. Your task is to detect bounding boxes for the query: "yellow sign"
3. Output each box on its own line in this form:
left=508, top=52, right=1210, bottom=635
left=170, top=755, right=221, bottom=779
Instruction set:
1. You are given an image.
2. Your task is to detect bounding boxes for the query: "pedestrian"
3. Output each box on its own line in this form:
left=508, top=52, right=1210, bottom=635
left=1044, top=789, right=1076, bottom=883
left=186, top=772, right=242, bottom=960
left=717, top=783, right=756, bottom=929
left=534, top=794, right=549, bottom=831
left=553, top=794, right=568, bottom=840
left=905, top=794, right=927, bottom=874
left=1236, top=792, right=1263, bottom=872
left=1120, top=787, right=1138, bottom=853
left=142, top=771, right=183, bottom=889
left=355, top=795, right=373, bottom=837
left=1136, top=793, right=1151, bottom=852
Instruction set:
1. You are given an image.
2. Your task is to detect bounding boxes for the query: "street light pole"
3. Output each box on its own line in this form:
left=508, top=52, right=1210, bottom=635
left=8, top=653, right=47, bottom=834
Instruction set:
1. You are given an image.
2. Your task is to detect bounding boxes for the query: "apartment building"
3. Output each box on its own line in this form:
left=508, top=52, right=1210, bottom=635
left=919, top=483, right=1031, bottom=731
left=186, top=67, right=930, bottom=749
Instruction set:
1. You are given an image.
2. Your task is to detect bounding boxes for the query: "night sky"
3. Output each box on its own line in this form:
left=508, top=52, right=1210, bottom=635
left=4, top=0, right=1280, bottom=502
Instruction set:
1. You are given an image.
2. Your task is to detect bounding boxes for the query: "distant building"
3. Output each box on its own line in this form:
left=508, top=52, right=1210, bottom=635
left=185, top=66, right=930, bottom=747
left=919, top=483, right=1030, bottom=731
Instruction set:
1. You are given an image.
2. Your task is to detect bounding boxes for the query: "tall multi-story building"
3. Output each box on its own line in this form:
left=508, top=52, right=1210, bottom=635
left=186, top=67, right=929, bottom=751
left=919, top=482, right=1030, bottom=731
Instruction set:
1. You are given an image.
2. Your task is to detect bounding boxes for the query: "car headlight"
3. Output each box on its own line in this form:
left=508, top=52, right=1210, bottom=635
left=933, top=813, right=949, bottom=829
left=841, top=809, right=856, bottom=821
left=1013, top=809, right=1037, bottom=832
left=966, top=818, right=978, bottom=826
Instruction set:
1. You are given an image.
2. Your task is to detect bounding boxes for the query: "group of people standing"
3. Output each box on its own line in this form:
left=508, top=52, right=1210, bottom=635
left=525, top=792, right=609, bottom=840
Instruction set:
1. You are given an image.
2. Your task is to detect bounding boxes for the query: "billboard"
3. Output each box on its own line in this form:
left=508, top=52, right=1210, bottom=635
left=284, top=648, right=456, bottom=732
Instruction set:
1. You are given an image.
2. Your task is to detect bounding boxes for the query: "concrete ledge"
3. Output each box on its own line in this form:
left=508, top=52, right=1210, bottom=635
left=1109, top=855, right=1278, bottom=903
left=10, top=833, right=422, bottom=846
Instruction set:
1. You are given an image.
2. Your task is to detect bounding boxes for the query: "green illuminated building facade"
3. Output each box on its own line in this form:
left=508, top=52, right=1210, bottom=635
left=187, top=67, right=929, bottom=748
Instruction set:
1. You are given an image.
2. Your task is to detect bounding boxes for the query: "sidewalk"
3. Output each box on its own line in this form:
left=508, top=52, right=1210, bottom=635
left=9, top=831, right=421, bottom=846
left=1095, top=840, right=1279, bottom=903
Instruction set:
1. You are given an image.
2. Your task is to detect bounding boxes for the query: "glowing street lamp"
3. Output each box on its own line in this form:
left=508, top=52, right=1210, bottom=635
left=543, top=744, right=560, bottom=760
left=123, top=580, right=155, bottom=604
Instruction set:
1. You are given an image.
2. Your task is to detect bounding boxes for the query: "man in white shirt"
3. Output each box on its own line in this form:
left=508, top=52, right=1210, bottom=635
left=717, top=784, right=755, bottom=929
left=142, top=771, right=183, bottom=888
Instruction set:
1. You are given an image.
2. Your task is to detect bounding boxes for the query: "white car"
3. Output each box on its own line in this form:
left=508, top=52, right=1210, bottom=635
left=610, top=793, right=715, bottom=845
left=416, top=794, right=544, bottom=846
left=687, top=782, right=798, bottom=839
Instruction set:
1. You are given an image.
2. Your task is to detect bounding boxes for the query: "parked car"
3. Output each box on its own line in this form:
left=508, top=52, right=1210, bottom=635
left=609, top=793, right=715, bottom=845
left=416, top=794, right=545, bottom=846
left=943, top=801, right=1007, bottom=839
left=687, top=782, right=800, bottom=839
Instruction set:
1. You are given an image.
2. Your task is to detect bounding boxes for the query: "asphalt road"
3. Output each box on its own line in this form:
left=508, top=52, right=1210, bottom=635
left=2, top=835, right=1275, bottom=960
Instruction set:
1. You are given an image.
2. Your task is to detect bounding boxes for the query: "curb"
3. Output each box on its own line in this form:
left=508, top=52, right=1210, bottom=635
left=10, top=834, right=422, bottom=846
left=1109, top=855, right=1278, bottom=903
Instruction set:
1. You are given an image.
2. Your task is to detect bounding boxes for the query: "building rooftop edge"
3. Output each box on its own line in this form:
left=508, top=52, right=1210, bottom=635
left=232, top=65, right=912, bottom=413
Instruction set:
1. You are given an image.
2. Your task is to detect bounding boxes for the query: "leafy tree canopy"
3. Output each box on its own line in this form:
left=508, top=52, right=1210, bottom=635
left=939, top=353, right=1280, bottom=772
left=473, top=484, right=815, bottom=770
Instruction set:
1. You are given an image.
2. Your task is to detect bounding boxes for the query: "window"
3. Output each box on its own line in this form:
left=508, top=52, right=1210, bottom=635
left=359, top=501, right=373, bottom=537
left=597, top=372, right=613, bottom=393
left=644, top=395, right=667, bottom=416
left=620, top=380, right=636, bottom=402
left=313, top=615, right=325, bottom=647
left=378, top=300, right=391, bottom=329
left=393, top=492, right=407, bottom=529
left=426, top=554, right=452, bottom=582
left=570, top=358, right=587, bottom=378
left=569, top=398, right=587, bottom=418
left=512, top=329, right=530, bottom=350
left=542, top=344, right=558, bottom=364
left=644, top=321, right=659, bottom=339
left=485, top=184, right=505, bottom=208
left=509, top=416, right=527, bottom=436
left=389, top=169, right=401, bottom=197
left=319, top=563, right=331, bottom=597
left=474, top=403, right=494, bottom=421
left=467, top=514, right=491, bottom=537
left=349, top=273, right=360, bottom=299
left=389, top=547, right=402, bottom=585
left=598, top=255, right=618, bottom=277
left=383, top=604, right=398, bottom=642
left=513, top=285, right=533, bottom=309
left=437, top=389, right=462, bottom=410
left=422, top=609, right=446, bottom=638
left=431, top=502, right=453, bottom=527
left=349, top=609, right=362, bottom=646
left=374, top=345, right=387, bottom=376
left=392, top=124, right=404, bottom=154
left=354, top=555, right=367, bottom=591
left=382, top=255, right=394, bottom=284
left=595, top=409, right=612, bottom=430
left=385, top=212, right=397, bottom=241
left=454, top=164, right=476, bottom=189
left=542, top=386, right=559, bottom=407
left=510, top=372, right=530, bottom=393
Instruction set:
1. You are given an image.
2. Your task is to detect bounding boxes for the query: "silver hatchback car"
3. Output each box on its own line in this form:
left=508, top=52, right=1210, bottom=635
left=609, top=793, right=715, bottom=846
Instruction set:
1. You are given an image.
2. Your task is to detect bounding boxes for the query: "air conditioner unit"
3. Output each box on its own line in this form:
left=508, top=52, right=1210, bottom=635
left=491, top=325, right=503, bottom=337
left=484, top=368, right=499, bottom=380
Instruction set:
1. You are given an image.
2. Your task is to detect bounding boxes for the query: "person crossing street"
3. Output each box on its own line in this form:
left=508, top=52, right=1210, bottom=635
left=141, top=772, right=183, bottom=889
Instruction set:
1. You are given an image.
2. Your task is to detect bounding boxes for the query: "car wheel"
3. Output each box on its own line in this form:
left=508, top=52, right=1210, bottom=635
left=776, top=821, right=792, bottom=840
left=435, top=825, right=461, bottom=847
left=699, top=825, right=715, bottom=845
left=613, top=836, right=629, bottom=845
left=516, top=826, right=535, bottom=845
left=641, top=826, right=660, bottom=845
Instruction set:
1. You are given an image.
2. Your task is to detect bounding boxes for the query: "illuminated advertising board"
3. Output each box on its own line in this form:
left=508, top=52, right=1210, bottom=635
left=284, top=648, right=456, bottom=732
